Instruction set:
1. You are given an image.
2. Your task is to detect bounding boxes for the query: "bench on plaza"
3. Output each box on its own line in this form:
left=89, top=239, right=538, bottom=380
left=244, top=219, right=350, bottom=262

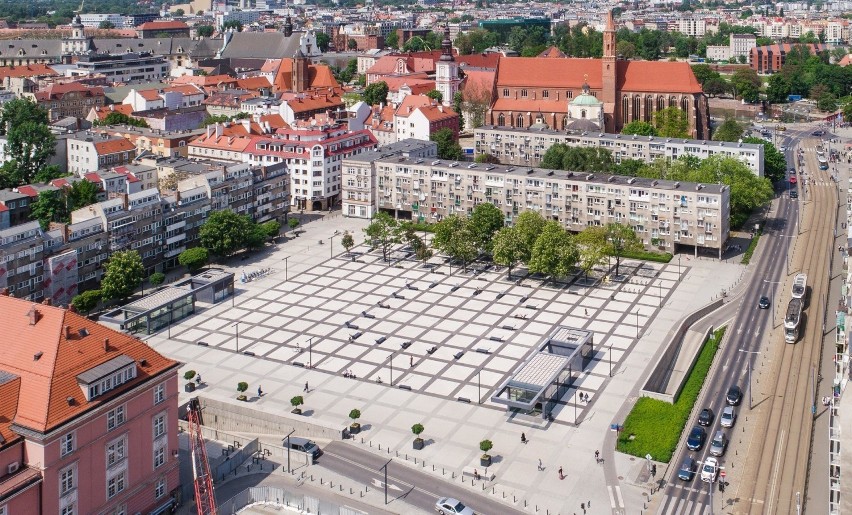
left=426, top=346, right=438, bottom=354
left=345, top=321, right=359, bottom=329
left=496, top=292, right=505, bottom=299
left=476, top=348, right=492, bottom=354
left=392, top=292, right=405, bottom=299
left=502, top=325, right=515, bottom=331
left=525, top=304, right=538, bottom=310
left=520, top=296, right=529, bottom=303
left=473, top=289, right=482, bottom=296
left=451, top=285, right=461, bottom=292
left=429, top=282, right=438, bottom=289
left=489, top=335, right=502, bottom=342
left=349, top=332, right=363, bottom=341
left=375, top=336, right=387, bottom=345
left=400, top=341, right=412, bottom=349
left=406, top=283, right=419, bottom=290
left=362, top=312, right=376, bottom=319
left=453, top=351, right=465, bottom=359
left=462, top=466, right=494, bottom=481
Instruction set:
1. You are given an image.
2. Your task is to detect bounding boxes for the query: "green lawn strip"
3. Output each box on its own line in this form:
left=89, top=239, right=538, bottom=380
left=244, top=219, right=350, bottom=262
left=616, top=327, right=726, bottom=463
left=741, top=229, right=762, bottom=265
left=621, top=250, right=673, bottom=263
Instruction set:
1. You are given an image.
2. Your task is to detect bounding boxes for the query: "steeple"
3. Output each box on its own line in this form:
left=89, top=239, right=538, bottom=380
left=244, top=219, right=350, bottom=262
left=284, top=15, right=293, bottom=37
left=603, top=10, right=616, bottom=58
left=601, top=9, right=617, bottom=132
left=440, top=24, right=454, bottom=62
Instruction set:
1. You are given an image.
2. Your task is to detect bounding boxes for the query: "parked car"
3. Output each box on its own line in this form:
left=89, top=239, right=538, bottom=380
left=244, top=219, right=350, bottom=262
left=698, top=408, right=714, bottom=426
left=759, top=296, right=771, bottom=309
left=677, top=457, right=697, bottom=481
left=435, top=498, right=474, bottom=515
left=790, top=190, right=798, bottom=199
left=720, top=406, right=737, bottom=428
left=812, top=130, right=825, bottom=136
left=701, top=457, right=719, bottom=482
left=686, top=426, right=707, bottom=451
left=709, top=430, right=728, bottom=457
left=726, top=385, right=743, bottom=406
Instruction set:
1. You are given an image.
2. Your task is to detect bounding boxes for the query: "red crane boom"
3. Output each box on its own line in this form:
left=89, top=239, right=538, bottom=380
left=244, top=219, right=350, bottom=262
left=187, top=399, right=218, bottom=515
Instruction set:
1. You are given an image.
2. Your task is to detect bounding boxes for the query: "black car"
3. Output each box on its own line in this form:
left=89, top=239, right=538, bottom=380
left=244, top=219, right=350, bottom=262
left=790, top=190, right=798, bottom=199
left=726, top=385, right=743, bottom=406
left=686, top=426, right=707, bottom=451
left=698, top=407, right=715, bottom=426
left=759, top=296, right=771, bottom=309
left=812, top=130, right=825, bottom=136
left=677, top=457, right=697, bottom=481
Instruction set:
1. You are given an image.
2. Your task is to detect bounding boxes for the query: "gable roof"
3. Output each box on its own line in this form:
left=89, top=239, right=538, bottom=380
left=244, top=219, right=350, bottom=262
left=236, top=76, right=272, bottom=91
left=0, top=64, right=57, bottom=80
left=272, top=59, right=340, bottom=92
left=221, top=32, right=303, bottom=60
left=94, top=138, right=136, bottom=155
left=138, top=21, right=189, bottom=31
left=0, top=295, right=177, bottom=433
left=88, top=104, right=135, bottom=121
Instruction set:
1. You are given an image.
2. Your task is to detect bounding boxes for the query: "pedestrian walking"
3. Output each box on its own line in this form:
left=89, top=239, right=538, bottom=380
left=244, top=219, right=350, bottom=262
left=410, top=356, right=414, bottom=367
left=521, top=432, right=527, bottom=444
left=558, top=466, right=564, bottom=480
left=581, top=502, right=585, bottom=514
left=588, top=500, right=591, bottom=508
left=257, top=385, right=263, bottom=397
left=538, top=459, right=543, bottom=471
left=584, top=308, right=588, bottom=316
left=595, top=449, right=600, bottom=461
left=304, top=381, right=309, bottom=392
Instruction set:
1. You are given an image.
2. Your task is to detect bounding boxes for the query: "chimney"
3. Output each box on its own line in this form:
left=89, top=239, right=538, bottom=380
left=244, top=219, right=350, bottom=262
left=27, top=305, right=40, bottom=325
left=0, top=288, right=8, bottom=296
left=65, top=325, right=72, bottom=339
left=103, top=338, right=110, bottom=351
left=68, top=304, right=78, bottom=314
left=42, top=298, right=51, bottom=306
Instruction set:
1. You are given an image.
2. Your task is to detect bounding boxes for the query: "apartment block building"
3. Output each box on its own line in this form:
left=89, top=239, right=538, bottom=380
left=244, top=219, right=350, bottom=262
left=30, top=82, right=106, bottom=121
left=474, top=126, right=765, bottom=177
left=97, top=125, right=206, bottom=159
left=67, top=131, right=138, bottom=175
left=0, top=293, right=181, bottom=515
left=71, top=52, right=170, bottom=83
left=343, top=142, right=730, bottom=256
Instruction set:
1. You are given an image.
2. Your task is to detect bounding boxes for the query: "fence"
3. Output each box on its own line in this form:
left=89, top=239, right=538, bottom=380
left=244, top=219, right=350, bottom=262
left=216, top=485, right=365, bottom=515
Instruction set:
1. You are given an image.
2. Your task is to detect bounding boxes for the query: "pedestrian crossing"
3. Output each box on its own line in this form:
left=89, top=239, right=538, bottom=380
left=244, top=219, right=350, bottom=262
left=656, top=484, right=712, bottom=515
left=607, top=485, right=624, bottom=511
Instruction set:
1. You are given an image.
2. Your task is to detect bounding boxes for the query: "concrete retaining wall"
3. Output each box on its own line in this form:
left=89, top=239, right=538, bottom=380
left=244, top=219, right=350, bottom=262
left=641, top=298, right=723, bottom=400
left=642, top=324, right=713, bottom=404
left=183, top=396, right=349, bottom=441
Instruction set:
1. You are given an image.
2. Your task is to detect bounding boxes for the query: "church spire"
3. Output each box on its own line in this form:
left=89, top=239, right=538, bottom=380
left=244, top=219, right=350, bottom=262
left=440, top=24, right=454, bottom=62
left=603, top=10, right=616, bottom=58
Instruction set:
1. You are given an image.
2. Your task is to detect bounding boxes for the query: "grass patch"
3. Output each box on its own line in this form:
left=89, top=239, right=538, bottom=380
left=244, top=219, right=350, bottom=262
left=616, top=327, right=726, bottom=463
left=741, top=229, right=762, bottom=265
left=621, top=250, right=673, bottom=263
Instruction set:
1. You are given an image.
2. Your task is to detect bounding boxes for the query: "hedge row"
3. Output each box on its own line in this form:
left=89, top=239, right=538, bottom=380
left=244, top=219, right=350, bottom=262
left=741, top=229, right=762, bottom=265
left=621, top=250, right=673, bottom=263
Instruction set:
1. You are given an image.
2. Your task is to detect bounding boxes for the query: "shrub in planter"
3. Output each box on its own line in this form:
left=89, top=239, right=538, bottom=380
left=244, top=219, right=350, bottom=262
left=479, top=439, right=493, bottom=467
left=412, top=423, right=425, bottom=450
left=237, top=381, right=248, bottom=401
left=291, top=395, right=304, bottom=415
left=349, top=409, right=362, bottom=434
left=184, top=370, right=196, bottom=392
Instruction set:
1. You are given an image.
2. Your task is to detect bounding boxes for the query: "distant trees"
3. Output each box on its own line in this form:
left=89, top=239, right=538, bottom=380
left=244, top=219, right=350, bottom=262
left=315, top=32, right=331, bottom=52
left=540, top=144, right=614, bottom=172
left=99, top=20, right=115, bottom=29
left=430, top=128, right=463, bottom=161
left=653, top=107, right=690, bottom=138
left=712, top=117, right=744, bottom=142
left=196, top=25, right=215, bottom=37
left=384, top=31, right=399, bottom=49
left=347, top=38, right=358, bottom=50
left=363, top=212, right=398, bottom=262
left=425, top=89, right=443, bottom=103
left=362, top=81, right=389, bottom=106
left=94, top=111, right=148, bottom=128
left=621, top=121, right=658, bottom=136
left=28, top=180, right=98, bottom=229
left=221, top=20, right=243, bottom=32
left=199, top=211, right=274, bottom=257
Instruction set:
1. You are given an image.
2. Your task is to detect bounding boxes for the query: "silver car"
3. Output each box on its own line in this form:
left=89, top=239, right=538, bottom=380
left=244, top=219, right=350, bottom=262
left=435, top=497, right=474, bottom=515
left=709, top=430, right=727, bottom=457
left=720, top=406, right=736, bottom=428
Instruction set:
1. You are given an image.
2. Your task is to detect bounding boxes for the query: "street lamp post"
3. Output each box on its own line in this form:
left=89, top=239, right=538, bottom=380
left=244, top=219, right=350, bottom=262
left=635, top=311, right=640, bottom=339
left=330, top=230, right=340, bottom=259
left=284, top=429, right=295, bottom=473
left=659, top=279, right=663, bottom=307
left=478, top=370, right=482, bottom=404
left=389, top=353, right=394, bottom=385
left=738, top=349, right=761, bottom=410
left=232, top=322, right=240, bottom=353
left=609, top=343, right=613, bottom=377
left=283, top=256, right=289, bottom=281
left=308, top=337, right=313, bottom=368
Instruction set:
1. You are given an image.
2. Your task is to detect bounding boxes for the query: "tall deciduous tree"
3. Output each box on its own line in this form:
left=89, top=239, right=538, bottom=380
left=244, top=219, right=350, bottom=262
left=0, top=99, right=59, bottom=186
left=513, top=210, right=546, bottom=265
left=68, top=180, right=98, bottom=211
left=575, top=226, right=609, bottom=280
left=528, top=221, right=579, bottom=279
left=621, top=121, right=658, bottom=136
left=100, top=250, right=144, bottom=300
left=742, top=137, right=785, bottom=182
left=492, top=226, right=524, bottom=278
left=430, top=128, right=463, bottom=161
left=604, top=223, right=643, bottom=276
left=363, top=211, right=398, bottom=261
left=712, top=117, right=744, bottom=142
left=653, top=107, right=690, bottom=138
left=432, top=215, right=477, bottom=271
left=199, top=210, right=255, bottom=257
left=71, top=289, right=101, bottom=314
left=469, top=202, right=504, bottom=252
left=30, top=190, right=67, bottom=230
left=178, top=247, right=209, bottom=273
left=362, top=81, right=389, bottom=106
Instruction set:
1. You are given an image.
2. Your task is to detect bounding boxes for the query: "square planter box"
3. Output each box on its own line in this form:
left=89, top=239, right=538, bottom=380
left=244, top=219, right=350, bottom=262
left=185, top=383, right=196, bottom=393
left=292, top=408, right=302, bottom=415
left=350, top=423, right=361, bottom=435
left=413, top=438, right=424, bottom=450
left=237, top=395, right=247, bottom=402
left=480, top=455, right=492, bottom=467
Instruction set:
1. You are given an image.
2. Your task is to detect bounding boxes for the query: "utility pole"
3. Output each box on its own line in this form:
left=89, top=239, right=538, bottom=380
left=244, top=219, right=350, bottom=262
left=738, top=349, right=761, bottom=410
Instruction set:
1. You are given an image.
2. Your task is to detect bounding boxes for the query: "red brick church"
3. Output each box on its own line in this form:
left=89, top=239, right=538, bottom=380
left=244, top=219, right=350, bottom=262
left=486, top=11, right=710, bottom=139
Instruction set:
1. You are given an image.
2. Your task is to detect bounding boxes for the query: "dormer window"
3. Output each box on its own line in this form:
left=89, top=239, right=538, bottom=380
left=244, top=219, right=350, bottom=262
left=78, top=355, right=137, bottom=401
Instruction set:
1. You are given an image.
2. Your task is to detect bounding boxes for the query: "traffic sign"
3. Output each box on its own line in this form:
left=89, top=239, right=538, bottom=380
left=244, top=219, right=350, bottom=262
left=720, top=470, right=726, bottom=478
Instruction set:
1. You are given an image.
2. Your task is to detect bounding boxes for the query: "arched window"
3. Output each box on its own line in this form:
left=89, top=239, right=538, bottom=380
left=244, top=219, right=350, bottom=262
left=581, top=109, right=587, bottom=119
left=681, top=97, right=689, bottom=116
left=670, top=96, right=677, bottom=108
left=562, top=116, right=568, bottom=129
left=644, top=96, right=653, bottom=122
left=657, top=97, right=665, bottom=111
left=632, top=96, right=641, bottom=121
left=516, top=114, right=524, bottom=128
left=497, top=114, right=505, bottom=126
left=622, top=96, right=629, bottom=124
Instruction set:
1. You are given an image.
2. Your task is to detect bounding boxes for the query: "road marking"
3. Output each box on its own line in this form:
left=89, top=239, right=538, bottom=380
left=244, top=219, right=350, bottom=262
left=615, top=485, right=624, bottom=508
left=608, top=485, right=617, bottom=508
left=370, top=478, right=402, bottom=491
left=767, top=429, right=786, bottom=514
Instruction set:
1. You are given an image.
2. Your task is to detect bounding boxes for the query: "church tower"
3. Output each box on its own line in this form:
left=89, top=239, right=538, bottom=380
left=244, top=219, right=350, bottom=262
left=62, top=15, right=91, bottom=61
left=292, top=48, right=310, bottom=93
left=601, top=10, right=617, bottom=132
left=434, top=25, right=460, bottom=106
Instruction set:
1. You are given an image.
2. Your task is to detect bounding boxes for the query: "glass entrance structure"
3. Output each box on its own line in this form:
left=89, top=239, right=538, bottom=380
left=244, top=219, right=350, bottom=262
left=491, top=326, right=594, bottom=419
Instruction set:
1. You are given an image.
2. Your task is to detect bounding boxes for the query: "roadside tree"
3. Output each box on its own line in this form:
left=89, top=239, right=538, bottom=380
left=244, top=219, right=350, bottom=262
left=100, top=250, right=144, bottom=300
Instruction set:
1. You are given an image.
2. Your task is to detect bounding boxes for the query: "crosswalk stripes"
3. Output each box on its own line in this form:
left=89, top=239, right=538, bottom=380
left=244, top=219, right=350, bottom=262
left=607, top=485, right=624, bottom=510
left=656, top=487, right=711, bottom=515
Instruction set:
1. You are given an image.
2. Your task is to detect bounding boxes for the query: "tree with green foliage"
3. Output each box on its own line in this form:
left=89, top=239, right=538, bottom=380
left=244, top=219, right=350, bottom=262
left=575, top=226, right=609, bottom=280
left=30, top=190, right=67, bottom=230
left=616, top=40, right=636, bottom=59
left=287, top=217, right=300, bottom=234
left=703, top=77, right=729, bottom=98
left=403, top=32, right=443, bottom=52
left=199, top=210, right=256, bottom=257
left=99, top=20, right=115, bottom=29
left=100, top=250, right=144, bottom=300
left=454, top=29, right=498, bottom=55
left=68, top=179, right=99, bottom=211
left=621, top=121, right=658, bottom=136
left=469, top=202, right=504, bottom=253
left=540, top=144, right=614, bottom=172
left=174, top=8, right=185, bottom=16
left=843, top=101, right=852, bottom=121
left=245, top=223, right=267, bottom=250
left=341, top=231, right=354, bottom=254
left=94, top=111, right=149, bottom=128
left=335, top=59, right=358, bottom=83
left=221, top=20, right=243, bottom=32
left=425, top=89, right=443, bottom=103
left=71, top=289, right=101, bottom=314
left=766, top=73, right=791, bottom=104
left=260, top=220, right=281, bottom=240
left=363, top=211, right=398, bottom=262
left=431, top=128, right=464, bottom=161
left=384, top=30, right=399, bottom=49
left=653, top=107, right=690, bottom=138
left=818, top=93, right=838, bottom=112
left=315, top=31, right=331, bottom=52
left=730, top=68, right=761, bottom=102
left=475, top=153, right=499, bottom=164
left=492, top=226, right=524, bottom=278
left=432, top=215, right=478, bottom=272
left=362, top=81, right=389, bottom=107
left=178, top=247, right=209, bottom=273
left=528, top=221, right=579, bottom=280
left=604, top=223, right=643, bottom=277
left=201, top=114, right=232, bottom=127
left=513, top=210, right=546, bottom=265
left=149, top=272, right=165, bottom=286
left=713, top=117, right=744, bottom=142
left=0, top=98, right=59, bottom=187
left=614, top=159, right=646, bottom=177
left=347, top=38, right=358, bottom=50
left=196, top=25, right=215, bottom=37
left=742, top=137, right=785, bottom=183
left=690, top=64, right=721, bottom=86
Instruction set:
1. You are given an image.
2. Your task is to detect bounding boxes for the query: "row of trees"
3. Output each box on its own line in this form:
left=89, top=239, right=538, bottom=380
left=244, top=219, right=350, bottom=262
left=621, top=106, right=692, bottom=139
left=198, top=210, right=282, bottom=257
left=691, top=65, right=763, bottom=101
left=764, top=45, right=852, bottom=111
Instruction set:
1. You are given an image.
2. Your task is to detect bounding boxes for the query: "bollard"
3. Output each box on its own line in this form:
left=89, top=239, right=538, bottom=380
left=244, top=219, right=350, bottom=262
left=462, top=476, right=465, bottom=483
left=415, top=458, right=417, bottom=465
left=378, top=444, right=381, bottom=451
left=320, top=478, right=324, bottom=485
left=330, top=481, right=334, bottom=488
left=340, top=485, right=343, bottom=492
left=524, top=500, right=527, bottom=507
left=433, top=465, right=435, bottom=471
left=514, top=495, right=516, bottom=502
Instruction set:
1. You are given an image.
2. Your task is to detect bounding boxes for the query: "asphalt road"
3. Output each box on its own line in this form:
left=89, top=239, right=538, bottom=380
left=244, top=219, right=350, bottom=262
left=317, top=441, right=527, bottom=515
left=655, top=125, right=806, bottom=514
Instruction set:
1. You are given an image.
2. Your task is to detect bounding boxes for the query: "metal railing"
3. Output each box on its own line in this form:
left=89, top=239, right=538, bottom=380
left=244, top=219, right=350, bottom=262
left=216, top=485, right=366, bottom=515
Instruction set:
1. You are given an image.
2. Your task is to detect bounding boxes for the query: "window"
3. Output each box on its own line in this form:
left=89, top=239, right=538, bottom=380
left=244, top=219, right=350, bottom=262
left=153, top=414, right=166, bottom=438
left=520, top=89, right=528, bottom=98
left=155, top=477, right=166, bottom=499
left=154, top=384, right=165, bottom=404
left=542, top=90, right=549, bottom=98
left=107, top=406, right=125, bottom=430
left=497, top=114, right=505, bottom=127
left=60, top=432, right=75, bottom=457
left=107, top=437, right=126, bottom=467
left=60, top=466, right=75, bottom=495
left=107, top=471, right=126, bottom=499
left=153, top=445, right=165, bottom=468
left=114, top=505, right=126, bottom=515
left=60, top=504, right=75, bottom=515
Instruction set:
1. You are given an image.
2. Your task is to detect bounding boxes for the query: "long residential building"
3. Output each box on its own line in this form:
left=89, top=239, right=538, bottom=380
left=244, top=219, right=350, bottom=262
left=474, top=126, right=765, bottom=177
left=343, top=139, right=730, bottom=256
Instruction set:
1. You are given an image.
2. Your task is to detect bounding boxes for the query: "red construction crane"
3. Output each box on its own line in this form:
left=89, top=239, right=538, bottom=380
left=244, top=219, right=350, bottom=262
left=187, top=399, right=218, bottom=515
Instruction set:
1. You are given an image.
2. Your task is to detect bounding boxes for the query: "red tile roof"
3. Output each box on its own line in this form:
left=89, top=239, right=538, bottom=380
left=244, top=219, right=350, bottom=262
left=272, top=60, right=340, bottom=92
left=89, top=104, right=134, bottom=121
left=138, top=21, right=189, bottom=31
left=236, top=76, right=272, bottom=91
left=0, top=295, right=177, bottom=433
left=173, top=74, right=238, bottom=88
left=416, top=105, right=458, bottom=122
left=0, top=376, right=22, bottom=446
left=162, top=84, right=205, bottom=96
left=0, top=64, right=57, bottom=80
left=93, top=138, right=135, bottom=155
left=492, top=98, right=569, bottom=113
left=14, top=186, right=39, bottom=198
left=34, top=82, right=105, bottom=101
left=136, top=89, right=163, bottom=101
